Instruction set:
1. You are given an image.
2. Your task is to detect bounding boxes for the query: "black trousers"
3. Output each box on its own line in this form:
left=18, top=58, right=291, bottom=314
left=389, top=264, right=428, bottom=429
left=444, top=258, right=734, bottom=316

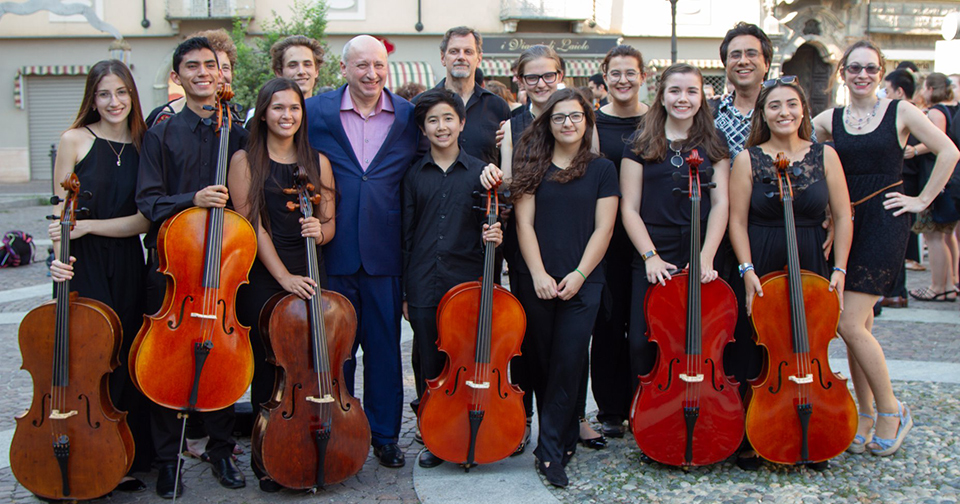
left=145, top=254, right=237, bottom=465
left=409, top=305, right=445, bottom=401
left=515, top=274, right=602, bottom=464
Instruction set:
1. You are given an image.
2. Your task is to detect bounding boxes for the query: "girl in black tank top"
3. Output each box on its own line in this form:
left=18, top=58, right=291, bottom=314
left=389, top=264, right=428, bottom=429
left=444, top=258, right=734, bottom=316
left=228, top=78, right=337, bottom=488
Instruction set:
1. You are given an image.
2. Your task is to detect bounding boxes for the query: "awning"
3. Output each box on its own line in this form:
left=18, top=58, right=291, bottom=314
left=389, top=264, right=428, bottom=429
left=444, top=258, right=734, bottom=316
left=386, top=61, right=435, bottom=90
left=882, top=49, right=935, bottom=62
left=647, top=59, right=725, bottom=70
left=14, top=65, right=90, bottom=109
left=480, top=57, right=602, bottom=78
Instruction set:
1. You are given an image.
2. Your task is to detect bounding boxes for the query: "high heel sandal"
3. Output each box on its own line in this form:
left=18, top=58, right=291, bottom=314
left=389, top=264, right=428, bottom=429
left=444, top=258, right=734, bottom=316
left=578, top=417, right=607, bottom=450
left=847, top=412, right=876, bottom=454
left=513, top=416, right=532, bottom=456
left=870, top=401, right=913, bottom=457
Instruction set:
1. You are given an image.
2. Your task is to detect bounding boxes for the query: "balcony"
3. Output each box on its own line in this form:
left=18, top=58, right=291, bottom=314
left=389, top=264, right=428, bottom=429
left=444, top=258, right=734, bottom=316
left=166, top=0, right=255, bottom=20
left=500, top=0, right=592, bottom=22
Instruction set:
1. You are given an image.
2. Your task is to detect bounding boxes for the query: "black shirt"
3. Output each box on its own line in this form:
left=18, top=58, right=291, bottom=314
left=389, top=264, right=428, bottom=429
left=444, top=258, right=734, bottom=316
left=518, top=157, right=620, bottom=283
left=596, top=109, right=644, bottom=264
left=402, top=149, right=489, bottom=307
left=413, top=80, right=511, bottom=166
left=136, top=105, right=249, bottom=249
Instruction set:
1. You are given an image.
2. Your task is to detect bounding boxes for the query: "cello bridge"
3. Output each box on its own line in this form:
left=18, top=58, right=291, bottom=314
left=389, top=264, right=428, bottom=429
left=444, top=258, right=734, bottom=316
left=465, top=381, right=489, bottom=389
left=789, top=374, right=813, bottom=384
left=190, top=313, right=217, bottom=320
left=679, top=374, right=704, bottom=383
left=49, top=409, right=78, bottom=420
left=306, top=395, right=334, bottom=404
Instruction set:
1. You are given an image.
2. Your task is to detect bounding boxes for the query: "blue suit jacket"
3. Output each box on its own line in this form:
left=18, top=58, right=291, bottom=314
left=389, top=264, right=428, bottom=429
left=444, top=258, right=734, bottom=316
left=306, top=85, right=420, bottom=277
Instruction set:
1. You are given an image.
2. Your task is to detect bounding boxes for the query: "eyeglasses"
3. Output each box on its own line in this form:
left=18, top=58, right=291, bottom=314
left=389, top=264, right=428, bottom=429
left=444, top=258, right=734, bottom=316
left=550, top=112, right=585, bottom=125
left=522, top=72, right=560, bottom=86
left=844, top=64, right=881, bottom=76
left=607, top=70, right=641, bottom=83
left=762, top=75, right=798, bottom=88
left=727, top=49, right=762, bottom=62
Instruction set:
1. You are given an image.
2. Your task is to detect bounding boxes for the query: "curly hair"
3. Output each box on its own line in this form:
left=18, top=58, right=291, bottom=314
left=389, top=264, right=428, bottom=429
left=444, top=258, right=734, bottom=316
left=509, top=88, right=598, bottom=197
left=270, top=35, right=325, bottom=76
left=630, top=64, right=728, bottom=163
left=191, top=29, right=237, bottom=68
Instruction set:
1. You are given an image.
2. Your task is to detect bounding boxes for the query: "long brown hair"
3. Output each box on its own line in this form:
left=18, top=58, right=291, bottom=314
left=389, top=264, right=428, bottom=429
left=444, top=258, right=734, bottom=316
left=630, top=64, right=727, bottom=163
left=70, top=59, right=146, bottom=150
left=510, top=88, right=597, bottom=197
left=244, top=78, right=331, bottom=233
left=925, top=72, right=955, bottom=105
left=746, top=78, right=813, bottom=147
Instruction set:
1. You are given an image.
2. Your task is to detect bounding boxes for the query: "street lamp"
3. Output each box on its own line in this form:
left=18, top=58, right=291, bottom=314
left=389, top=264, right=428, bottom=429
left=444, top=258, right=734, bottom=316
left=669, top=0, right=678, bottom=63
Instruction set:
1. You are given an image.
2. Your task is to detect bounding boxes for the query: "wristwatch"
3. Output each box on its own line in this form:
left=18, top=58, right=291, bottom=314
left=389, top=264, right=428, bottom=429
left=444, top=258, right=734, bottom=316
left=641, top=249, right=658, bottom=261
left=738, top=262, right=755, bottom=277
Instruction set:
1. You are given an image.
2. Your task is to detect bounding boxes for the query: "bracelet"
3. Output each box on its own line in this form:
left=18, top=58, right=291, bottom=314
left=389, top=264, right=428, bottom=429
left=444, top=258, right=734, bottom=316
left=575, top=268, right=586, bottom=280
left=833, top=266, right=847, bottom=275
left=738, top=262, right=755, bottom=278
left=641, top=249, right=658, bottom=261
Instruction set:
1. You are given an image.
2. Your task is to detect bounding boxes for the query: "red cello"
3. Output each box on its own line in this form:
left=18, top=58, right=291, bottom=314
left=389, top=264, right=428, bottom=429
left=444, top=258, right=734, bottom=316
left=630, top=150, right=743, bottom=466
left=746, top=153, right=857, bottom=464
left=252, top=167, right=370, bottom=489
left=418, top=187, right=526, bottom=470
left=11, top=175, right=134, bottom=500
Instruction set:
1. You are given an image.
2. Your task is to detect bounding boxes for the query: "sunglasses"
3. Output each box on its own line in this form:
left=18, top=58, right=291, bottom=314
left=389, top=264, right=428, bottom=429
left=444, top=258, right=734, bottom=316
left=522, top=72, right=560, bottom=86
left=762, top=75, right=798, bottom=88
left=844, top=64, right=882, bottom=76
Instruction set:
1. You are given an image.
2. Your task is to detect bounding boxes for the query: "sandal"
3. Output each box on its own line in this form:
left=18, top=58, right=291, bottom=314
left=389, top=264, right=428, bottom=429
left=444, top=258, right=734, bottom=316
left=512, top=416, right=532, bottom=456
left=846, top=412, right=875, bottom=454
left=869, top=401, right=913, bottom=457
left=909, top=287, right=957, bottom=302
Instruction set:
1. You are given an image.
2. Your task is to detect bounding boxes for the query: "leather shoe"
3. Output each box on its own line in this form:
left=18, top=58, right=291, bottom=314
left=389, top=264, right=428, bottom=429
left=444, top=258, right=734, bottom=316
left=418, top=448, right=444, bottom=468
left=536, top=459, right=568, bottom=488
left=259, top=478, right=283, bottom=493
left=880, top=296, right=908, bottom=308
left=373, top=443, right=406, bottom=468
left=600, top=419, right=626, bottom=438
left=155, top=463, right=183, bottom=499
left=579, top=434, right=607, bottom=450
left=211, top=457, right=246, bottom=489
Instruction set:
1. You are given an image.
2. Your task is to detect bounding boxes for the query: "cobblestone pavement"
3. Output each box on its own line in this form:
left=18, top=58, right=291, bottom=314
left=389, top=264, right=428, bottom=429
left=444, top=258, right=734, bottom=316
left=1, top=197, right=959, bottom=503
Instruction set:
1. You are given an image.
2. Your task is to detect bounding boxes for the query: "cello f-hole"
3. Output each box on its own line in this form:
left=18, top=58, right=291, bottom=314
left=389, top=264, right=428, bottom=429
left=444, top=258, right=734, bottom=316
left=657, top=358, right=680, bottom=391
left=282, top=383, right=302, bottom=419
left=812, top=359, right=832, bottom=390
left=768, top=361, right=787, bottom=394
left=332, top=378, right=352, bottom=412
left=78, top=394, right=100, bottom=429
left=493, top=368, right=508, bottom=399
left=32, top=394, right=51, bottom=427
left=167, top=295, right=194, bottom=330
left=705, top=358, right=724, bottom=392
left=217, top=299, right=234, bottom=335
left=445, top=367, right=467, bottom=396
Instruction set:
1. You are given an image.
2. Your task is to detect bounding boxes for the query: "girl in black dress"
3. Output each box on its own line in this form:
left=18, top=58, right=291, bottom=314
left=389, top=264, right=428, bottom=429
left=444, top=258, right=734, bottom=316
left=812, top=40, right=960, bottom=457
left=620, top=63, right=730, bottom=391
left=48, top=59, right=152, bottom=491
left=227, top=78, right=336, bottom=491
left=728, top=78, right=853, bottom=465
left=489, top=88, right=619, bottom=487
left=577, top=44, right=650, bottom=442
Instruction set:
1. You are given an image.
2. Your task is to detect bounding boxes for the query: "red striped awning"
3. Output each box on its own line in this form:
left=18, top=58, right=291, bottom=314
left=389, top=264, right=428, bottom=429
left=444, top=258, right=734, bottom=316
left=647, top=59, right=725, bottom=70
left=14, top=65, right=90, bottom=109
left=480, top=58, right=602, bottom=78
left=386, top=61, right=435, bottom=90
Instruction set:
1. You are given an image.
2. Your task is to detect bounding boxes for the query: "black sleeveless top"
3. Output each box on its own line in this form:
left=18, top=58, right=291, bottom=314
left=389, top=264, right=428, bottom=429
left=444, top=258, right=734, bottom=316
left=260, top=160, right=323, bottom=277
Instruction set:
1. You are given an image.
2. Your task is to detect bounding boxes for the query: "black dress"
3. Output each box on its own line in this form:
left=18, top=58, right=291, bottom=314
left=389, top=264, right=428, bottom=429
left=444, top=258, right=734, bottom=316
left=831, top=100, right=909, bottom=295
left=236, top=160, right=327, bottom=425
left=67, top=129, right=152, bottom=473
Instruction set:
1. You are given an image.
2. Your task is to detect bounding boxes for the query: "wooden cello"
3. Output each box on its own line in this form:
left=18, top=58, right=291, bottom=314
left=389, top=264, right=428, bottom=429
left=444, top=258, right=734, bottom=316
left=418, top=187, right=526, bottom=470
left=746, top=153, right=857, bottom=464
left=252, top=167, right=370, bottom=489
left=629, top=150, right=743, bottom=466
left=128, top=84, right=256, bottom=412
left=10, top=174, right=134, bottom=500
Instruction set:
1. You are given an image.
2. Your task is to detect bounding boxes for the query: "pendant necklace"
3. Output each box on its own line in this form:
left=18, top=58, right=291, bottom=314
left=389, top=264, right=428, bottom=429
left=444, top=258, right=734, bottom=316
left=669, top=140, right=684, bottom=168
left=98, top=125, right=126, bottom=166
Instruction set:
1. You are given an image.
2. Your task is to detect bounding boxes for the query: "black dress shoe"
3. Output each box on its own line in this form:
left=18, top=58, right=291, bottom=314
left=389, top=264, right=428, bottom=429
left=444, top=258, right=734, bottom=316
left=806, top=460, right=830, bottom=472
left=259, top=478, right=283, bottom=493
left=579, top=434, right=607, bottom=450
left=536, top=459, right=568, bottom=488
left=373, top=443, right=406, bottom=468
left=418, top=448, right=444, bottom=468
left=211, top=457, right=246, bottom=489
left=116, top=477, right=147, bottom=492
left=736, top=454, right=762, bottom=471
left=155, top=464, right=183, bottom=499
left=600, top=420, right=626, bottom=438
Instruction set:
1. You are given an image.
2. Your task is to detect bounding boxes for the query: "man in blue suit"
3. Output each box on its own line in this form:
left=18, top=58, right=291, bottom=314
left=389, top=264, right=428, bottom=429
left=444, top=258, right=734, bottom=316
left=306, top=34, right=420, bottom=467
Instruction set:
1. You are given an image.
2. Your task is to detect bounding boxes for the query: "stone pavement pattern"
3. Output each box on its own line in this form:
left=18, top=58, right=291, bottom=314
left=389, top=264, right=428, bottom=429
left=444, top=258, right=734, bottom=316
left=1, top=194, right=959, bottom=504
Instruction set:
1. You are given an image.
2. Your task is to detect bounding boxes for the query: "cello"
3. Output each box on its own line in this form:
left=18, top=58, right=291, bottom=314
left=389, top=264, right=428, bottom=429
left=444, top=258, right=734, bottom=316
left=630, top=150, right=743, bottom=466
left=745, top=153, right=857, bottom=464
left=128, top=84, right=256, bottom=413
left=418, top=187, right=526, bottom=470
left=11, top=174, right=134, bottom=500
left=252, top=167, right=370, bottom=489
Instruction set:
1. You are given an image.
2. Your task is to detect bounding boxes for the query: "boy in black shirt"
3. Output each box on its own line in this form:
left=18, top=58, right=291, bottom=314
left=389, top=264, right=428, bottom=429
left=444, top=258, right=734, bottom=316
left=402, top=89, right=502, bottom=468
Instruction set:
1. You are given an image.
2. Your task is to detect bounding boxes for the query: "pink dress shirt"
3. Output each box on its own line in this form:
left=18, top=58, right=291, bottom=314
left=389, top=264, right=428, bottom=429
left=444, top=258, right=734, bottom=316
left=339, top=87, right=396, bottom=171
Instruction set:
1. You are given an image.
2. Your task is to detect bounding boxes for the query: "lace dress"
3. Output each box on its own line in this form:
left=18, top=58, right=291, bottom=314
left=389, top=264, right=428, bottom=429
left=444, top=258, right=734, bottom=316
left=831, top=101, right=909, bottom=295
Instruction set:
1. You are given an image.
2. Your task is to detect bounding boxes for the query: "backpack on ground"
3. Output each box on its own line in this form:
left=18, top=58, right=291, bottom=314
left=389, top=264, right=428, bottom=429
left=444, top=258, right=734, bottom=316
left=0, top=230, right=35, bottom=268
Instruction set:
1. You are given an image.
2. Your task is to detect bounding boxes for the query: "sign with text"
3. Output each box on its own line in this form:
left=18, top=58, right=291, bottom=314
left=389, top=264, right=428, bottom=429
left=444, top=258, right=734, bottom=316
left=483, top=35, right=622, bottom=56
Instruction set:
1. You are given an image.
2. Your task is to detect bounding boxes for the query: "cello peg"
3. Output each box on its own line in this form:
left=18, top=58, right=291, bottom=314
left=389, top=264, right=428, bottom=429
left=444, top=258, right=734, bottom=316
left=282, top=188, right=298, bottom=195
left=285, top=201, right=300, bottom=211
left=76, top=208, right=90, bottom=218
left=672, top=172, right=688, bottom=181
left=672, top=188, right=687, bottom=196
left=79, top=191, right=93, bottom=200
left=45, top=214, right=58, bottom=220
left=309, top=194, right=322, bottom=206
left=705, top=182, right=717, bottom=189
left=306, top=183, right=316, bottom=192
left=49, top=195, right=63, bottom=205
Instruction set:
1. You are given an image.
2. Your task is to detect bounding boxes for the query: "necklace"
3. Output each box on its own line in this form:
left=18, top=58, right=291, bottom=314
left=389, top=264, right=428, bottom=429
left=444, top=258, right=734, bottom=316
left=97, top=125, right=126, bottom=166
left=668, top=140, right=684, bottom=168
left=843, top=99, right=880, bottom=131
